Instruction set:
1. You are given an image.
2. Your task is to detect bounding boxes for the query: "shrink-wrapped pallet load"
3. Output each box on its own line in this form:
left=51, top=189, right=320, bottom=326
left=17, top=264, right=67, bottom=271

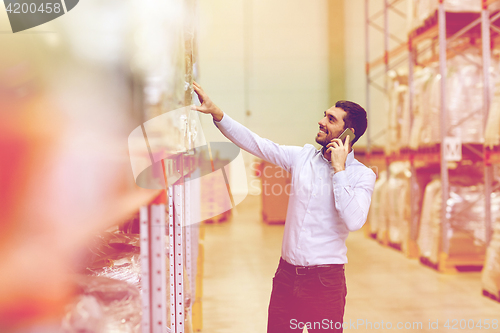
left=85, top=232, right=143, bottom=290
left=61, top=276, right=143, bottom=333
left=66, top=230, right=193, bottom=332
left=485, top=79, right=500, bottom=147
left=430, top=51, right=484, bottom=144
left=445, top=51, right=485, bottom=143
left=446, top=184, right=489, bottom=258
left=386, top=162, right=412, bottom=248
left=482, top=165, right=500, bottom=297
left=485, top=53, right=500, bottom=148
left=425, top=66, right=441, bottom=145
left=376, top=174, right=391, bottom=244
left=386, top=72, right=410, bottom=154
left=418, top=178, right=500, bottom=266
left=368, top=171, right=388, bottom=236
left=410, top=49, right=493, bottom=148
left=400, top=83, right=412, bottom=149
left=482, top=209, right=500, bottom=298
left=409, top=66, right=436, bottom=149
left=417, top=178, right=442, bottom=262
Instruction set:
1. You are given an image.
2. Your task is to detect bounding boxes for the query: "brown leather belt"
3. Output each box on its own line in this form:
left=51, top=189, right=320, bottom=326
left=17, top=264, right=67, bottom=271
left=279, top=257, right=344, bottom=275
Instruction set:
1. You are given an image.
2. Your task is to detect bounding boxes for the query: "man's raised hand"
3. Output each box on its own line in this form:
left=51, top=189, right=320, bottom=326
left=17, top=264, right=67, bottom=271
left=191, top=81, right=224, bottom=122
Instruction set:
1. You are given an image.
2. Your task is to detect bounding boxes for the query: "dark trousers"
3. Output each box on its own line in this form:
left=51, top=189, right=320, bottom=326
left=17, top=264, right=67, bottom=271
left=267, top=258, right=347, bottom=332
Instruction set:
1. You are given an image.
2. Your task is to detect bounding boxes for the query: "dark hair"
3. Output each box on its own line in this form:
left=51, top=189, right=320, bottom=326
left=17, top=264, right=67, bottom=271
left=335, top=100, right=367, bottom=145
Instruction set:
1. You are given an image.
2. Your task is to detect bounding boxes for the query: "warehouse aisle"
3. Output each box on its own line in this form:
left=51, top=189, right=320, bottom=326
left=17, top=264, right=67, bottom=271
left=202, top=195, right=500, bottom=333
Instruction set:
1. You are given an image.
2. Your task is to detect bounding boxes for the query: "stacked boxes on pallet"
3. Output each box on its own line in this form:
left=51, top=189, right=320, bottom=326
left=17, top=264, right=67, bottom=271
left=483, top=209, right=500, bottom=299
left=417, top=179, right=500, bottom=269
left=386, top=162, right=412, bottom=252
left=368, top=171, right=388, bottom=238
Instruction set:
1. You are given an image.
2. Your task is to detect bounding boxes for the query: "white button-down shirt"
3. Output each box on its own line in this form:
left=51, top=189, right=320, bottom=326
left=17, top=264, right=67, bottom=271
left=215, top=113, right=376, bottom=265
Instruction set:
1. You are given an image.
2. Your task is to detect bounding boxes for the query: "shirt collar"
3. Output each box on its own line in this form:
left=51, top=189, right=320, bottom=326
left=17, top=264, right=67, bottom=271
left=318, top=148, right=355, bottom=168
left=346, top=150, right=355, bottom=166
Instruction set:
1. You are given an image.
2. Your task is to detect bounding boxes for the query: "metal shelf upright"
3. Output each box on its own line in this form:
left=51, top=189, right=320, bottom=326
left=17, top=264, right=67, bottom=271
left=140, top=152, right=200, bottom=333
left=366, top=0, right=410, bottom=162
left=365, top=0, right=412, bottom=249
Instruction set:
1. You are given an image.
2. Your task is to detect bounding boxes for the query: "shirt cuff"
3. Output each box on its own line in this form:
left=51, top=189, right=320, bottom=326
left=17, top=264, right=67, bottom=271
left=213, top=112, right=227, bottom=127
left=332, top=170, right=352, bottom=195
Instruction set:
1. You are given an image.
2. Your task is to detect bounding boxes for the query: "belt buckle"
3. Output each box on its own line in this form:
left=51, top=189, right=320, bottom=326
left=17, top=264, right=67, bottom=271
left=295, top=266, right=307, bottom=275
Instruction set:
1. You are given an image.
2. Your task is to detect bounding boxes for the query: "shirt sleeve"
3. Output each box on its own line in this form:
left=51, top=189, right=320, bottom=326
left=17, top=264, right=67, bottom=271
left=214, top=113, right=301, bottom=173
left=332, top=167, right=376, bottom=231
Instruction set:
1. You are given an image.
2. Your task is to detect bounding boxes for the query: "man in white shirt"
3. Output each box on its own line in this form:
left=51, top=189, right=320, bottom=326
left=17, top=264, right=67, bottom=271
left=192, top=81, right=376, bottom=332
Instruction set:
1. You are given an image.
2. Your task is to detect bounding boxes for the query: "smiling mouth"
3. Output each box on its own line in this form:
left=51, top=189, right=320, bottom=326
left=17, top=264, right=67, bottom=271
left=318, top=128, right=328, bottom=135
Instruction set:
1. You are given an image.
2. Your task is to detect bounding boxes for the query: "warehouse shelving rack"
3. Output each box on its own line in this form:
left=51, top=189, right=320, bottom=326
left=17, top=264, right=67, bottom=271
left=365, top=0, right=500, bottom=271
left=365, top=0, right=409, bottom=160
left=365, top=0, right=414, bottom=251
left=140, top=152, right=201, bottom=333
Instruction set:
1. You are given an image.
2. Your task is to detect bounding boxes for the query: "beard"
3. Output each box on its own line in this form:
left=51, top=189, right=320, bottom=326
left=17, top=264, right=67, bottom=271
left=315, top=135, right=327, bottom=147
left=315, top=131, right=332, bottom=147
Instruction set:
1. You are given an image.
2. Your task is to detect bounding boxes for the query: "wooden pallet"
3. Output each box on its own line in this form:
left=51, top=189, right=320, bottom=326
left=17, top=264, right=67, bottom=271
left=419, top=256, right=439, bottom=271
left=374, top=234, right=418, bottom=259
left=377, top=230, right=389, bottom=246
left=388, top=241, right=402, bottom=252
left=404, top=238, right=419, bottom=259
left=420, top=252, right=484, bottom=273
left=482, top=289, right=500, bottom=303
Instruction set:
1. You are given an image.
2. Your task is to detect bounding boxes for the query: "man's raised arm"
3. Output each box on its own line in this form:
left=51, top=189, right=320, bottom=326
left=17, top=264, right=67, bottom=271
left=191, top=81, right=301, bottom=173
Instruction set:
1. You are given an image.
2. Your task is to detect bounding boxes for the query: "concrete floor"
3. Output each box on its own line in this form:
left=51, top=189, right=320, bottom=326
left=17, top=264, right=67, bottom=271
left=201, top=194, right=500, bottom=332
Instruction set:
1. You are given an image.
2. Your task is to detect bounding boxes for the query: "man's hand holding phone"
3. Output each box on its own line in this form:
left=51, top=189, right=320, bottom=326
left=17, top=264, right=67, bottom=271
left=326, top=129, right=353, bottom=173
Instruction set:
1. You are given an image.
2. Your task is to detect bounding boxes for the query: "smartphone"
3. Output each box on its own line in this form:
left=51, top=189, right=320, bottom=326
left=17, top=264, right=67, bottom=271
left=337, top=128, right=355, bottom=144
